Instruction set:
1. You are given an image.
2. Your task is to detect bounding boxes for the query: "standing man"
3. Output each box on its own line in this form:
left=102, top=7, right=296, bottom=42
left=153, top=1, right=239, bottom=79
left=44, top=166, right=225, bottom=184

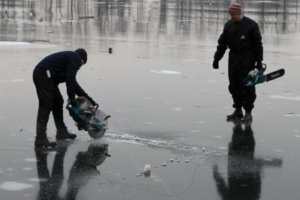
left=213, top=2, right=263, bottom=122
left=33, top=48, right=98, bottom=148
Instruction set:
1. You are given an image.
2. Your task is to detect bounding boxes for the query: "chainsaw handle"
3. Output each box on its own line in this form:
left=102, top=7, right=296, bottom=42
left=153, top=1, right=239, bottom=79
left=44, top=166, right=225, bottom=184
left=260, top=63, right=267, bottom=72
left=94, top=103, right=99, bottom=110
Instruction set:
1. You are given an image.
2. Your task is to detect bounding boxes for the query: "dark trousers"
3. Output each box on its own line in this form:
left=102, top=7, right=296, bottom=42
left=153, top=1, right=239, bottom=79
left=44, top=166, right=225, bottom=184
left=229, top=79, right=256, bottom=111
left=228, top=51, right=256, bottom=112
left=33, top=71, right=66, bottom=138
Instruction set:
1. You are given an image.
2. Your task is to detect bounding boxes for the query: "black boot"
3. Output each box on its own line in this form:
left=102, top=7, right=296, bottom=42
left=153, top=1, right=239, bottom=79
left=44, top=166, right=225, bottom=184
left=35, top=109, right=56, bottom=148
left=35, top=136, right=57, bottom=148
left=242, top=111, right=253, bottom=123
left=227, top=108, right=243, bottom=120
left=56, top=127, right=77, bottom=140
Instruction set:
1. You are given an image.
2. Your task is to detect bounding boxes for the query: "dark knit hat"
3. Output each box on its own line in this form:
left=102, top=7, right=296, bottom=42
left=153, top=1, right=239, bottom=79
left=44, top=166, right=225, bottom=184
left=229, top=2, right=242, bottom=15
left=75, top=48, right=87, bottom=64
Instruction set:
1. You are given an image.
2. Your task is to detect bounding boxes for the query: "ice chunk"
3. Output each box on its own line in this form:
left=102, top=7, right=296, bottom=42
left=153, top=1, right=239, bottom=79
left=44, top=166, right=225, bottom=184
left=143, top=164, right=151, bottom=177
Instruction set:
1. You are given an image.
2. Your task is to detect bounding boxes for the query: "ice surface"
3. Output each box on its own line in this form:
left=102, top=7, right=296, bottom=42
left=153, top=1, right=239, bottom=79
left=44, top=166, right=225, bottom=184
left=270, top=95, right=300, bottom=101
left=150, top=70, right=181, bottom=74
left=143, top=164, right=151, bottom=177
left=10, top=79, right=26, bottom=83
left=0, top=41, right=31, bottom=46
left=0, top=181, right=33, bottom=191
left=0, top=0, right=299, bottom=199
left=23, top=158, right=37, bottom=162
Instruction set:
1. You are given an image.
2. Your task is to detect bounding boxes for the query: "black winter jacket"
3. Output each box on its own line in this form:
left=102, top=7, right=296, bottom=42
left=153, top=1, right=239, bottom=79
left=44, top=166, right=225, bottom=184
left=34, top=51, right=96, bottom=105
left=214, top=16, right=263, bottom=62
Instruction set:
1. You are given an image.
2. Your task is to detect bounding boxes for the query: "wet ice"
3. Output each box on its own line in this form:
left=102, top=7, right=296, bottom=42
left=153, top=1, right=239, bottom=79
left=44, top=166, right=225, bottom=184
left=150, top=70, right=181, bottom=74
left=0, top=181, right=33, bottom=191
left=0, top=41, right=31, bottom=46
left=0, top=0, right=299, bottom=199
left=270, top=95, right=300, bottom=101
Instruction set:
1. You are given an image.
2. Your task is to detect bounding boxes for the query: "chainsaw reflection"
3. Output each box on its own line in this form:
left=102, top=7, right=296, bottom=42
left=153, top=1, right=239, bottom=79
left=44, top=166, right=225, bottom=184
left=212, top=121, right=282, bottom=200
left=34, top=141, right=109, bottom=200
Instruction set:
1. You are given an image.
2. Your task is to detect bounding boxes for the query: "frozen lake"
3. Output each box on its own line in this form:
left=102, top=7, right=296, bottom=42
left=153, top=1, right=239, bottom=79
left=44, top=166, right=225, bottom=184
left=0, top=0, right=300, bottom=199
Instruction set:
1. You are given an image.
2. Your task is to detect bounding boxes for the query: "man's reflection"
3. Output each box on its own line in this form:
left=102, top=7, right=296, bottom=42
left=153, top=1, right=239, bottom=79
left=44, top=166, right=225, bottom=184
left=35, top=143, right=68, bottom=200
left=65, top=142, right=109, bottom=200
left=213, top=122, right=282, bottom=200
left=34, top=141, right=109, bottom=200
left=213, top=122, right=261, bottom=200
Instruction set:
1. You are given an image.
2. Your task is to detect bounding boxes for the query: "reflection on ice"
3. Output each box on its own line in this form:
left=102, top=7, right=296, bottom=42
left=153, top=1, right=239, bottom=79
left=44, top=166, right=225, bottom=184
left=28, top=178, right=41, bottom=182
left=150, top=70, right=181, bottom=75
left=283, top=113, right=300, bottom=117
left=172, top=107, right=183, bottom=111
left=0, top=0, right=299, bottom=47
left=24, top=158, right=37, bottom=162
left=22, top=167, right=33, bottom=171
left=183, top=59, right=197, bottom=62
left=0, top=181, right=34, bottom=191
left=10, top=79, right=26, bottom=83
left=0, top=41, right=31, bottom=46
left=270, top=95, right=300, bottom=101
left=213, top=122, right=283, bottom=200
left=207, top=80, right=218, bottom=83
left=34, top=141, right=109, bottom=200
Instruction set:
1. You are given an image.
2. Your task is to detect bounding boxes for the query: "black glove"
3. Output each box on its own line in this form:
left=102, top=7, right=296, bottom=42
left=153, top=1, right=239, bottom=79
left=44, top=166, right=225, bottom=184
left=213, top=60, right=219, bottom=69
left=255, top=62, right=263, bottom=71
left=70, top=99, right=77, bottom=107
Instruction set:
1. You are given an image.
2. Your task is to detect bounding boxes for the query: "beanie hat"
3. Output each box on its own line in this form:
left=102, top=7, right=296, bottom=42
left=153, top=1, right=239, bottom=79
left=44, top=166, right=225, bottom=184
left=229, top=2, right=242, bottom=15
left=75, top=48, right=87, bottom=64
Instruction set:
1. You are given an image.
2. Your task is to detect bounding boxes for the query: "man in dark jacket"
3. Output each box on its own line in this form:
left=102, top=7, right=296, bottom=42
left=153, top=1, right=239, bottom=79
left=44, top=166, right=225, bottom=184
left=213, top=3, right=263, bottom=122
left=33, top=48, right=98, bottom=148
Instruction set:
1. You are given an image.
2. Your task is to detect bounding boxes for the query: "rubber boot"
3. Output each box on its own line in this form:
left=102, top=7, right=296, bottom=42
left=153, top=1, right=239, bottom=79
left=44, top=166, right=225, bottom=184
left=242, top=110, right=253, bottom=123
left=227, top=108, right=243, bottom=120
left=56, top=127, right=77, bottom=140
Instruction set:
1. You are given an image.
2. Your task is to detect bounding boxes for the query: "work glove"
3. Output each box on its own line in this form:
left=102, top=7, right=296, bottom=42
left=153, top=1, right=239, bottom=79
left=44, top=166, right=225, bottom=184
left=213, top=60, right=219, bottom=69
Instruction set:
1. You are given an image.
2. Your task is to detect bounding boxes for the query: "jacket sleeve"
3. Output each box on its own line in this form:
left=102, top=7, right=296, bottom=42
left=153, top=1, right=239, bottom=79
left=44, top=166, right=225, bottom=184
left=214, top=25, right=228, bottom=61
left=73, top=81, right=97, bottom=105
left=252, top=22, right=263, bottom=62
left=65, top=59, right=78, bottom=101
left=65, top=58, right=97, bottom=105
